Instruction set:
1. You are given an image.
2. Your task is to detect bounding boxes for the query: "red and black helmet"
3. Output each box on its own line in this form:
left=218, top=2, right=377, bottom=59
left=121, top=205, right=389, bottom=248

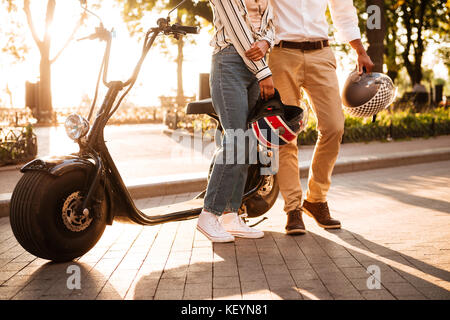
left=248, top=90, right=308, bottom=149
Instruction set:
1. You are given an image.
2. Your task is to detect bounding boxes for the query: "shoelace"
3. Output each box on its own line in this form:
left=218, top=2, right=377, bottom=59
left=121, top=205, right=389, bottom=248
left=237, top=213, right=254, bottom=230
left=317, top=202, right=331, bottom=219
left=207, top=215, right=228, bottom=235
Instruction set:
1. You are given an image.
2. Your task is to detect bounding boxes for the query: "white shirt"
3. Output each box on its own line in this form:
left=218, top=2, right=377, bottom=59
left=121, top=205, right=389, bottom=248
left=245, top=0, right=269, bottom=31
left=270, top=0, right=361, bottom=44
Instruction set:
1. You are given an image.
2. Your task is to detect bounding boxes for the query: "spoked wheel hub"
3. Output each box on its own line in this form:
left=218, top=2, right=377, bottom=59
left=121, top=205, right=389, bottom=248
left=62, top=192, right=93, bottom=232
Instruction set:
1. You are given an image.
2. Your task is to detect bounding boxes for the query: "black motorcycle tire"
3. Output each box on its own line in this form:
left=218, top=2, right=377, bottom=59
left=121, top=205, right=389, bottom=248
left=244, top=173, right=279, bottom=218
left=10, top=170, right=108, bottom=262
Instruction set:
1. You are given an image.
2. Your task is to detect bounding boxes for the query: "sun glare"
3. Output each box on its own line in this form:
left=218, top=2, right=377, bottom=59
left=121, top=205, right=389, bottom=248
left=3, top=1, right=446, bottom=111
left=1, top=1, right=213, bottom=110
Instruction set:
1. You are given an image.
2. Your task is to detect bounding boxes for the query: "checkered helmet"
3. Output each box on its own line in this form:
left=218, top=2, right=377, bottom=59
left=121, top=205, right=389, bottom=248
left=249, top=90, right=307, bottom=149
left=342, top=70, right=397, bottom=118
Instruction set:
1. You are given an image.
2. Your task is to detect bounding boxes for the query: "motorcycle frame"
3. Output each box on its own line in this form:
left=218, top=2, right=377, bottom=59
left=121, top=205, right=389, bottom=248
left=22, top=16, right=272, bottom=226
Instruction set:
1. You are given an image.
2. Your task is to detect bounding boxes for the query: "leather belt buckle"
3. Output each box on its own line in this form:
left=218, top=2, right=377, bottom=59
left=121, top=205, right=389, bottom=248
left=319, top=40, right=324, bottom=50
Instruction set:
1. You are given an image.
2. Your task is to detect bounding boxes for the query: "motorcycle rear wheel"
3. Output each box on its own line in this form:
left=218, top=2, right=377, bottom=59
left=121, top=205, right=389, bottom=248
left=207, top=159, right=280, bottom=218
left=243, top=168, right=280, bottom=218
left=10, top=170, right=108, bottom=262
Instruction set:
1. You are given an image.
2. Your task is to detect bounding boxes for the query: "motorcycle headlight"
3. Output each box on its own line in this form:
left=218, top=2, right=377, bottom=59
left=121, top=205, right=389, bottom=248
left=65, top=114, right=90, bottom=141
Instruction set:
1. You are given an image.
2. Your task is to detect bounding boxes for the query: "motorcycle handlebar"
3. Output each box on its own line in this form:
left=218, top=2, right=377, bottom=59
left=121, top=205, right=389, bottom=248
left=171, top=24, right=200, bottom=35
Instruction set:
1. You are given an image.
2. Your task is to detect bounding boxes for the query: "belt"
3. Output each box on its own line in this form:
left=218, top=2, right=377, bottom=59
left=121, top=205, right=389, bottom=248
left=275, top=40, right=329, bottom=50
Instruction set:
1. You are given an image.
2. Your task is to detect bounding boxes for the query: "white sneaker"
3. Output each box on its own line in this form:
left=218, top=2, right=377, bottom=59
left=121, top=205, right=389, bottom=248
left=219, top=213, right=264, bottom=239
left=197, top=211, right=235, bottom=243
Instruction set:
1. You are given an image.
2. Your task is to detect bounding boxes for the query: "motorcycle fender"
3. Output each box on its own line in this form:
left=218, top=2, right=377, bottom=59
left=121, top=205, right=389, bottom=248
left=21, top=155, right=96, bottom=177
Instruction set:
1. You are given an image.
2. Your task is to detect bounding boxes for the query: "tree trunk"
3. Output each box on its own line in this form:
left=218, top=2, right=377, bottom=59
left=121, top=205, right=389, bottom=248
left=176, top=36, right=185, bottom=108
left=400, top=1, right=427, bottom=86
left=23, top=0, right=56, bottom=124
left=175, top=8, right=185, bottom=109
left=39, top=52, right=54, bottom=124
left=366, top=0, right=386, bottom=73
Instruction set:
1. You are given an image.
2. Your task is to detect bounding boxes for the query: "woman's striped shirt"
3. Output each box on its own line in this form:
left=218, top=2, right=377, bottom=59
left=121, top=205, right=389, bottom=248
left=210, top=0, right=275, bottom=81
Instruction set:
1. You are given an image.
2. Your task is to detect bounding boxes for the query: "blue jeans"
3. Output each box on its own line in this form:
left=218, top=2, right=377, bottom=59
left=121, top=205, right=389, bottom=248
left=203, top=46, right=260, bottom=216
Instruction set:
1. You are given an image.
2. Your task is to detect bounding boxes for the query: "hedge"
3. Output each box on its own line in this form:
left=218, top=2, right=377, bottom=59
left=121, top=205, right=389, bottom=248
left=298, top=107, right=450, bottom=145
left=0, top=125, right=37, bottom=166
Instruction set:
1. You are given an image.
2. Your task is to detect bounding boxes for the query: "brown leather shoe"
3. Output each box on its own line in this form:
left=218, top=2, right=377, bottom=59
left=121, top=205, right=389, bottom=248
left=302, top=200, right=341, bottom=229
left=285, top=209, right=306, bottom=235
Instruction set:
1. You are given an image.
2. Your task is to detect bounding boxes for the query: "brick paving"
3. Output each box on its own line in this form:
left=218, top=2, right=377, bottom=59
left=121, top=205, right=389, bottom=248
left=0, top=161, right=449, bottom=300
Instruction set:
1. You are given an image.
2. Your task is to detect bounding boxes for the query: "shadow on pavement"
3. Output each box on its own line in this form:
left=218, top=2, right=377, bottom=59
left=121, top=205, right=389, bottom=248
left=132, top=229, right=450, bottom=300
left=329, top=230, right=450, bottom=294
left=362, top=183, right=450, bottom=215
left=13, top=262, right=119, bottom=300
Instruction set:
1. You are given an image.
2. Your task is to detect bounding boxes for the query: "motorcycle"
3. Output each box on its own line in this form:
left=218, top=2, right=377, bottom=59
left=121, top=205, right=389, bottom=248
left=9, top=0, right=279, bottom=262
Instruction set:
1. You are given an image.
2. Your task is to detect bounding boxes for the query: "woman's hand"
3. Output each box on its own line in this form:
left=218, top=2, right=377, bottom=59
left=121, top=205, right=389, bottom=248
left=245, top=40, right=270, bottom=61
left=259, top=76, right=275, bottom=101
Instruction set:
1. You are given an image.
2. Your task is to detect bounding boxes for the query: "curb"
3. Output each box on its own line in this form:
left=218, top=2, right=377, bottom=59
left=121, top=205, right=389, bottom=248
left=1, top=148, right=449, bottom=219
left=0, top=164, right=23, bottom=173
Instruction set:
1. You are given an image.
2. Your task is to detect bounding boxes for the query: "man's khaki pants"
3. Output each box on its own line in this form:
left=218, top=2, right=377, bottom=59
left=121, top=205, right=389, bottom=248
left=268, top=45, right=345, bottom=213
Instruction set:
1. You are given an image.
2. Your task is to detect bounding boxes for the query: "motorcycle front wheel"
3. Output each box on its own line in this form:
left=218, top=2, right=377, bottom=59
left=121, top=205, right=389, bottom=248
left=10, top=170, right=108, bottom=262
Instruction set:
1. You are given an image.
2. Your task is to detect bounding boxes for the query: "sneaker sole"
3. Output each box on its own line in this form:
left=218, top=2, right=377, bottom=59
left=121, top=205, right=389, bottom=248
left=303, top=208, right=341, bottom=229
left=196, top=225, right=235, bottom=243
left=227, top=231, right=264, bottom=239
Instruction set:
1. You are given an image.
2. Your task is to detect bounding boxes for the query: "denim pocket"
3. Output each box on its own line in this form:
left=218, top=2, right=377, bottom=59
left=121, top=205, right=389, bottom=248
left=219, top=45, right=240, bottom=55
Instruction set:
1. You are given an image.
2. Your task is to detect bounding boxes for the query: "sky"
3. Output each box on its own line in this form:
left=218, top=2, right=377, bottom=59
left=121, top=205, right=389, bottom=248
left=0, top=1, right=448, bottom=110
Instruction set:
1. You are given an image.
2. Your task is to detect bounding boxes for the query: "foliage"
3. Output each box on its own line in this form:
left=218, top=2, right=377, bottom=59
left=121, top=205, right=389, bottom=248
left=0, top=124, right=37, bottom=166
left=117, top=0, right=213, bottom=106
left=0, top=0, right=29, bottom=62
left=353, top=0, right=449, bottom=86
left=298, top=106, right=450, bottom=145
left=118, top=0, right=212, bottom=33
left=1, top=0, right=88, bottom=124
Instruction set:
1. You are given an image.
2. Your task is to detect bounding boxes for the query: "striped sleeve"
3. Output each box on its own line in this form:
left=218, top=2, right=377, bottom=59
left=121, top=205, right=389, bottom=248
left=211, top=0, right=272, bottom=81
left=260, top=8, right=275, bottom=48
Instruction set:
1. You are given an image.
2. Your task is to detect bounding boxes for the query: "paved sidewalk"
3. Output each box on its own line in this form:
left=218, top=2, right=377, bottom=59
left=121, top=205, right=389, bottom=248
left=0, top=161, right=449, bottom=300
left=1, top=133, right=449, bottom=204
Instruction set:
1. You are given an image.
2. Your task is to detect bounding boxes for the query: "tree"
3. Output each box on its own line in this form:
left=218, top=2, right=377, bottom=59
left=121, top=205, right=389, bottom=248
left=23, top=0, right=88, bottom=123
left=384, top=0, right=401, bottom=82
left=118, top=0, right=212, bottom=107
left=354, top=0, right=449, bottom=87
left=2, top=1, right=87, bottom=123
left=365, top=0, right=386, bottom=73
left=1, top=0, right=29, bottom=108
left=1, top=1, right=29, bottom=63
left=398, top=0, right=448, bottom=85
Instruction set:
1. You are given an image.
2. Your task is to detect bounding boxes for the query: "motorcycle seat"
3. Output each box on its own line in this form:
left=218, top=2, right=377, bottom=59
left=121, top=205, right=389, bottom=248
left=186, top=98, right=216, bottom=115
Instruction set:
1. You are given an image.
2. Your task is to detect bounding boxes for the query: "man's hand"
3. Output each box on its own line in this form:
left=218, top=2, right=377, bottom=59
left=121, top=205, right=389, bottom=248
left=357, top=52, right=375, bottom=74
left=349, top=39, right=375, bottom=74
left=245, top=40, right=270, bottom=61
left=259, top=76, right=275, bottom=100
